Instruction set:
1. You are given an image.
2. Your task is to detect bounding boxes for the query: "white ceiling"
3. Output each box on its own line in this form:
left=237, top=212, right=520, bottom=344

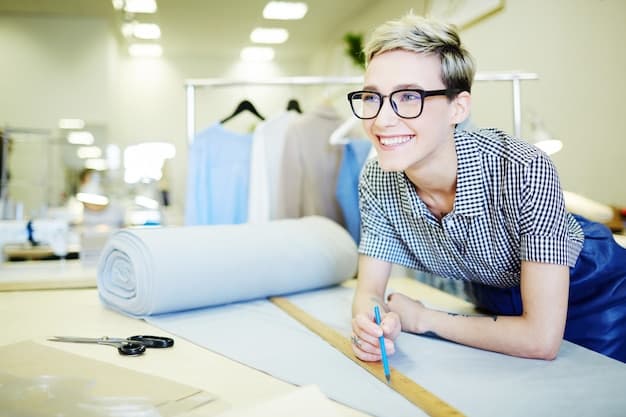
left=0, top=0, right=379, bottom=61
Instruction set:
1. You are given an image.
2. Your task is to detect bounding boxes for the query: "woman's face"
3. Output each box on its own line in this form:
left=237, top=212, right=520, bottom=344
left=362, top=49, right=461, bottom=173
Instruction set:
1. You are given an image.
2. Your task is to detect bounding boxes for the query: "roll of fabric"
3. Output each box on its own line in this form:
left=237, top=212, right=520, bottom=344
left=97, top=216, right=357, bottom=317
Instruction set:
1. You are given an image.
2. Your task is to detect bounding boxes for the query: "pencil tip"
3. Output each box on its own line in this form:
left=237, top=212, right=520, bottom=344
left=386, top=375, right=391, bottom=384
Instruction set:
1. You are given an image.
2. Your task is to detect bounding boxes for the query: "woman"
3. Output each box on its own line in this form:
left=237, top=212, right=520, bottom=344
left=350, top=13, right=626, bottom=363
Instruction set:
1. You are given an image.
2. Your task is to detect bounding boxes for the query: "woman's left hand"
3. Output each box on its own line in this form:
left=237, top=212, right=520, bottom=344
left=386, top=293, right=429, bottom=334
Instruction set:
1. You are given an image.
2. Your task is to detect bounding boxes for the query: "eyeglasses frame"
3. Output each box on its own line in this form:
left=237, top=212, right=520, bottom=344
left=346, top=88, right=462, bottom=120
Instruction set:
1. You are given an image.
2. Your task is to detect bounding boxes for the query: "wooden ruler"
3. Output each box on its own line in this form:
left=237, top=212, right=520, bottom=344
left=270, top=296, right=465, bottom=417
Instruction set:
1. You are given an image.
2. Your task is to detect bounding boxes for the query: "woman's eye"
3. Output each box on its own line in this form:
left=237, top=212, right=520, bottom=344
left=363, top=94, right=379, bottom=103
left=399, top=92, right=421, bottom=102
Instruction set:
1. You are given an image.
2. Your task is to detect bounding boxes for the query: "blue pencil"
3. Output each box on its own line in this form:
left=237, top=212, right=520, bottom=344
left=374, top=305, right=391, bottom=383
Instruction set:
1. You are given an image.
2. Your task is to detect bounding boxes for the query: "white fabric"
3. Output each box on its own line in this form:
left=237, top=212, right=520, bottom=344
left=97, top=216, right=357, bottom=316
left=247, top=111, right=299, bottom=223
left=149, top=285, right=626, bottom=417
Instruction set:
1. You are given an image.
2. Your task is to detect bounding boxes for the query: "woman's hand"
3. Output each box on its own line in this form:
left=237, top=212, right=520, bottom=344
left=351, top=307, right=402, bottom=361
left=386, top=293, right=428, bottom=334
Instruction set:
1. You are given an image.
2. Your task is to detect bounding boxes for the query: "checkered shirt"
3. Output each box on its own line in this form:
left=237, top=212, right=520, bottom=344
left=358, top=128, right=584, bottom=288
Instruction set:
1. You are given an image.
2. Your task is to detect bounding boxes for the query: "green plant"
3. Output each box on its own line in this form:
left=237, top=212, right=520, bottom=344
left=343, top=32, right=365, bottom=69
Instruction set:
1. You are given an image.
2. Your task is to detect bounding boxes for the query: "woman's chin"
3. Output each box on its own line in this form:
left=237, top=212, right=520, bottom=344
left=377, top=158, right=407, bottom=173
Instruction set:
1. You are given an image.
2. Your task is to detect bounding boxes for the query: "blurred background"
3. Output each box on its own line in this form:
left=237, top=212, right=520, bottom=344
left=0, top=0, right=624, bottom=263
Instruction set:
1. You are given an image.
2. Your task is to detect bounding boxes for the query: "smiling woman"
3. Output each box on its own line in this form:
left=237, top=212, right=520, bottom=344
left=350, top=12, right=626, bottom=365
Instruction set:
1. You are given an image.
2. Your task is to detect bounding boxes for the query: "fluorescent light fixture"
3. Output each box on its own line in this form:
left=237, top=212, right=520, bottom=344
left=263, top=1, right=308, bottom=20
left=122, top=22, right=161, bottom=39
left=133, top=23, right=161, bottom=39
left=85, top=158, right=108, bottom=171
left=67, top=131, right=95, bottom=145
left=240, top=47, right=275, bottom=62
left=76, top=192, right=109, bottom=206
left=128, top=43, right=162, bottom=57
left=124, top=0, right=157, bottom=13
left=76, top=146, right=102, bottom=159
left=251, top=27, right=289, bottom=44
left=58, top=118, right=85, bottom=129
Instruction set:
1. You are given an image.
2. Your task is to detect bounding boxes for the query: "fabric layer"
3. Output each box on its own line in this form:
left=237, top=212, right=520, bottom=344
left=97, top=216, right=357, bottom=317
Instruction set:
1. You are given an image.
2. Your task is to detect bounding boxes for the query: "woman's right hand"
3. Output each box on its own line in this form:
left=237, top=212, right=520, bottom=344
left=351, top=308, right=401, bottom=362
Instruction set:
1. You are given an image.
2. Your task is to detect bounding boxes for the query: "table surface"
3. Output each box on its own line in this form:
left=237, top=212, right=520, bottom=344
left=0, top=272, right=471, bottom=416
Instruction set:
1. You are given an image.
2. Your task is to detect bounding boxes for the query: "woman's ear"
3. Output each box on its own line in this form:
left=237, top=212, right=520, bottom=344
left=451, top=91, right=471, bottom=125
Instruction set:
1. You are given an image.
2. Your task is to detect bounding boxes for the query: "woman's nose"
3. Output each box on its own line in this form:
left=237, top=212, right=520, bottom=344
left=373, top=97, right=399, bottom=126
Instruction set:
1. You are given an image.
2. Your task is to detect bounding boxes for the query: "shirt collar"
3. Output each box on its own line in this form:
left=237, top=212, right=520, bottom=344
left=398, top=130, right=486, bottom=218
left=452, top=130, right=486, bottom=216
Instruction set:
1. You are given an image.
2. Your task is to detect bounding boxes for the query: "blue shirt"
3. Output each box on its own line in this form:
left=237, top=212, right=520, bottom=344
left=185, top=124, right=252, bottom=225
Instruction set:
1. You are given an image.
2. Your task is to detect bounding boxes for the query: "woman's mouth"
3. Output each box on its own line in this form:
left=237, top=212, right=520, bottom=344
left=378, top=135, right=414, bottom=148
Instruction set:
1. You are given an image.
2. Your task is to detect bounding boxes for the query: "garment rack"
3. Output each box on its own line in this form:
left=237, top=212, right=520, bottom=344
left=185, top=72, right=538, bottom=144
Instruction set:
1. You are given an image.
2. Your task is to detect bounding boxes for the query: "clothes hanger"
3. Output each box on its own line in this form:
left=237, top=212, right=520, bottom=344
left=286, top=99, right=302, bottom=113
left=220, top=99, right=265, bottom=124
left=329, top=117, right=358, bottom=145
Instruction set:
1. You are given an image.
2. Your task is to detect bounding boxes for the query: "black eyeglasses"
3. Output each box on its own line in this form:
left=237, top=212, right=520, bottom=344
left=347, top=88, right=460, bottom=120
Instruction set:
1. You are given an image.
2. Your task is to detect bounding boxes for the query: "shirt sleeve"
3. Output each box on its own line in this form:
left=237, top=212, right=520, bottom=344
left=358, top=162, right=417, bottom=266
left=519, top=152, right=583, bottom=266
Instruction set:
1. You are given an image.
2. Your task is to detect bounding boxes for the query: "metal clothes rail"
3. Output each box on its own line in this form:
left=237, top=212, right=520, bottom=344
left=184, top=72, right=538, bottom=144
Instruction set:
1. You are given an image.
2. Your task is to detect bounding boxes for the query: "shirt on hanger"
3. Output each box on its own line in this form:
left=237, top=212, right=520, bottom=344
left=335, top=138, right=372, bottom=243
left=247, top=111, right=300, bottom=223
left=185, top=123, right=252, bottom=225
left=275, top=105, right=345, bottom=226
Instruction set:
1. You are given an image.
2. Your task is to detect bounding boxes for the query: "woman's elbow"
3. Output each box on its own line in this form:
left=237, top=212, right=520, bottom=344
left=524, top=337, right=562, bottom=360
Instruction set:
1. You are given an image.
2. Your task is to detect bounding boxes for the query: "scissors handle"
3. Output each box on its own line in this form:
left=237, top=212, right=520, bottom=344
left=128, top=335, right=174, bottom=348
left=118, top=341, right=146, bottom=356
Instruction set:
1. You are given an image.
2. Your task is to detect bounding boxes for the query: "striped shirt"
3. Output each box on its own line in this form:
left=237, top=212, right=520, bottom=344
left=358, top=128, right=584, bottom=288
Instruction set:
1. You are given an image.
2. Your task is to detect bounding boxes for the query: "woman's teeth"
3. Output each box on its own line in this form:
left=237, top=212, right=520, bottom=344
left=380, top=135, right=413, bottom=146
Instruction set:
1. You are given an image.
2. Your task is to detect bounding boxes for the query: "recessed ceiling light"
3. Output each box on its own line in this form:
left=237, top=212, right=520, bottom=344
left=77, top=146, right=102, bottom=159
left=263, top=2, right=308, bottom=20
left=240, top=47, right=275, bottom=62
left=67, top=131, right=95, bottom=145
left=124, top=0, right=157, bottom=14
left=250, top=28, right=289, bottom=44
left=58, top=118, right=85, bottom=129
left=123, top=22, right=161, bottom=39
left=129, top=43, right=163, bottom=57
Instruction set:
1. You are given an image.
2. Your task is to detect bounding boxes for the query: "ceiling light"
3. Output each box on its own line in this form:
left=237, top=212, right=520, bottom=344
left=241, top=47, right=275, bottom=62
left=251, top=28, right=289, bottom=44
left=77, top=146, right=102, bottom=159
left=58, top=118, right=85, bottom=129
left=124, top=0, right=157, bottom=14
left=263, top=2, right=308, bottom=20
left=112, top=0, right=124, bottom=10
left=122, top=22, right=161, bottom=39
left=133, top=23, right=161, bottom=39
left=67, top=131, right=95, bottom=145
left=128, top=43, right=163, bottom=57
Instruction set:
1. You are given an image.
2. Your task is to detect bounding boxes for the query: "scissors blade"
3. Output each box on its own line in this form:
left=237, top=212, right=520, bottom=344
left=48, top=336, right=124, bottom=344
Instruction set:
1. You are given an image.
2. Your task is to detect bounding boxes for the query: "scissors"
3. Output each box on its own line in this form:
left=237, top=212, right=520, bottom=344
left=48, top=335, right=174, bottom=356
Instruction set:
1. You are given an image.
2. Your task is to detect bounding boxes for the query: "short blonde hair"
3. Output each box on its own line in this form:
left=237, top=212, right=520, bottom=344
left=364, top=13, right=475, bottom=93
